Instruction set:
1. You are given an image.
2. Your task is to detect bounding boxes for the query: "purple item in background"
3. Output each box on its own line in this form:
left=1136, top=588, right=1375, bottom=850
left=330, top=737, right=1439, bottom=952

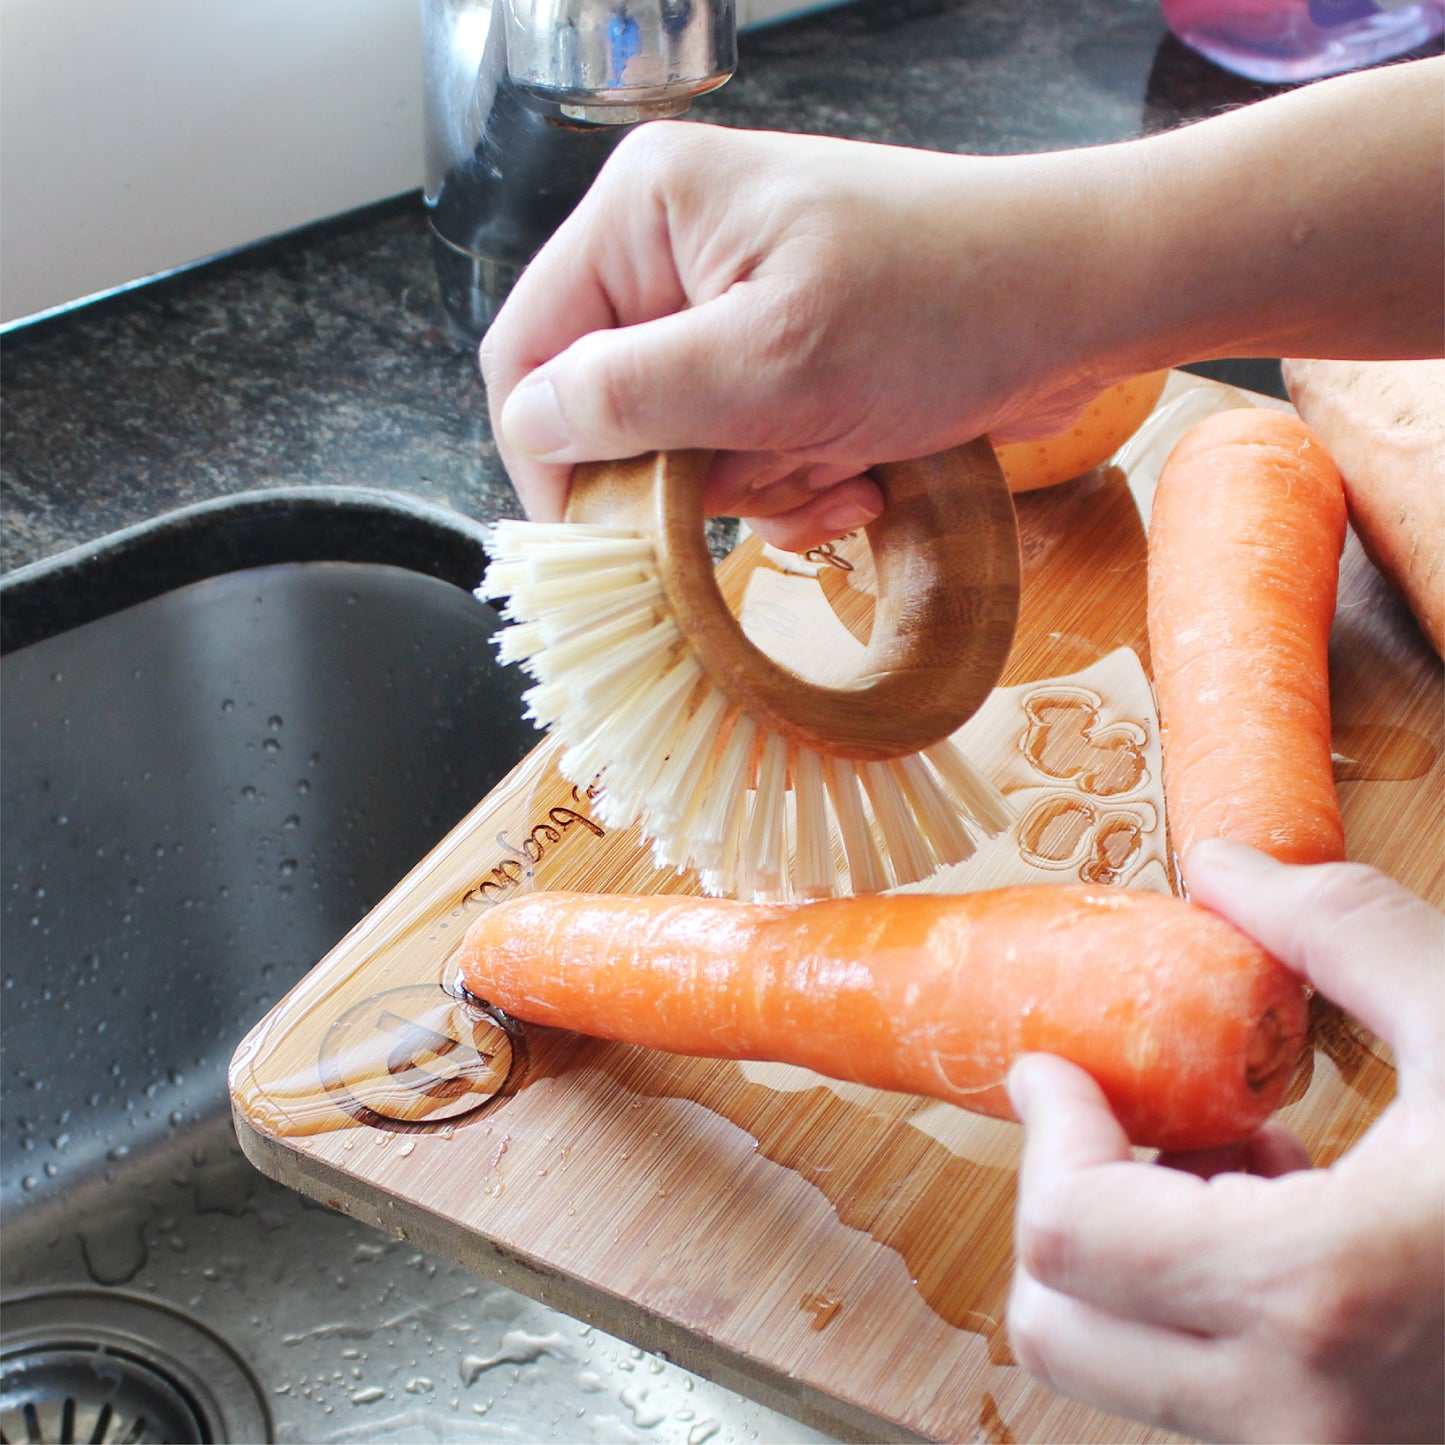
left=1160, top=0, right=1443, bottom=80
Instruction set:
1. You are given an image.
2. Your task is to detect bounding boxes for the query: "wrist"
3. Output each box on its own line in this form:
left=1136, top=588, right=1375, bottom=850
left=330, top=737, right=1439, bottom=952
left=911, top=145, right=1148, bottom=422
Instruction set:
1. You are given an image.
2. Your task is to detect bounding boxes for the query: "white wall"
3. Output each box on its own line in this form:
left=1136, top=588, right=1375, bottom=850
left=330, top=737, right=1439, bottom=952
left=2, top=0, right=425, bottom=326
left=0, top=0, right=836, bottom=329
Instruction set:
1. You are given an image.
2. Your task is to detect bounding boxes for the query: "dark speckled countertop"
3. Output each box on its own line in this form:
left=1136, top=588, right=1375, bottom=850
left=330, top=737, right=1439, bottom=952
left=3, top=0, right=1414, bottom=575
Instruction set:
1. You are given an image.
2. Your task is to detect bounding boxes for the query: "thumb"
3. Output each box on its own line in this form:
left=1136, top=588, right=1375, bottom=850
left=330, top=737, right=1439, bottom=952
left=1185, top=839, right=1445, bottom=1085
left=499, top=288, right=797, bottom=466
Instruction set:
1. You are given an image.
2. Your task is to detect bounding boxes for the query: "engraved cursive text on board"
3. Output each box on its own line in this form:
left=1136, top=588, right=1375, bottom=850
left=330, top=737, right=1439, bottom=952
left=459, top=782, right=606, bottom=907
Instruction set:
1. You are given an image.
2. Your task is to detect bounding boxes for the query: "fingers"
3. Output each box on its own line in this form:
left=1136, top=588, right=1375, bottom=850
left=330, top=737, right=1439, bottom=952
left=1006, top=1269, right=1223, bottom=1437
left=703, top=454, right=860, bottom=517
left=739, top=475, right=885, bottom=553
left=1185, top=841, right=1445, bottom=1083
left=1007, top=1054, right=1281, bottom=1337
left=1156, top=1122, right=1313, bottom=1181
left=500, top=289, right=794, bottom=454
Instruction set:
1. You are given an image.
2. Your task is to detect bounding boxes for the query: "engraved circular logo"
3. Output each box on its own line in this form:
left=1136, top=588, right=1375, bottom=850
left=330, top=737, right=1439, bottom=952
left=319, top=985, right=524, bottom=1129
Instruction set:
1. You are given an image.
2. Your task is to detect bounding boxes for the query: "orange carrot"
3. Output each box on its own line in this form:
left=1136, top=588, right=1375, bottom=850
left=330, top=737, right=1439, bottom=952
left=994, top=370, right=1170, bottom=493
left=1148, top=408, right=1347, bottom=869
left=458, top=886, right=1307, bottom=1151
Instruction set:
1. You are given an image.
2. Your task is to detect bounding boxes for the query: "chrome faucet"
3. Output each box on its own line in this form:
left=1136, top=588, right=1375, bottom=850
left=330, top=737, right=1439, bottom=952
left=422, top=0, right=736, bottom=345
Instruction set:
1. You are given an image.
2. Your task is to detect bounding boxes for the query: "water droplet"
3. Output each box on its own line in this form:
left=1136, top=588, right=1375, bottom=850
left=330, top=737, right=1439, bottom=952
left=350, top=1386, right=386, bottom=1406
left=79, top=1214, right=149, bottom=1285
left=221, top=698, right=236, bottom=713
left=620, top=1382, right=666, bottom=1430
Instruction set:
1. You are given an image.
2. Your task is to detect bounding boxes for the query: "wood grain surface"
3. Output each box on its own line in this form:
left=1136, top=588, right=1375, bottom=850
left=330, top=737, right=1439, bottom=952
left=230, top=374, right=1442, bottom=1444
left=566, top=440, right=1021, bottom=759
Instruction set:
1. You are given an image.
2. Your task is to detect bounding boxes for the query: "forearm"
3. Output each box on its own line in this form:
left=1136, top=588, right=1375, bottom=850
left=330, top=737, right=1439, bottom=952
left=1095, top=56, right=1444, bottom=368
left=484, top=62, right=1440, bottom=538
left=884, top=57, right=1442, bottom=428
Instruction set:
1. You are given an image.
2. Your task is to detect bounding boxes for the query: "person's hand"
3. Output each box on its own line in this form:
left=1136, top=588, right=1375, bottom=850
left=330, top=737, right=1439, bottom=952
left=1005, top=839, right=1444, bottom=1443
left=479, top=122, right=1126, bottom=550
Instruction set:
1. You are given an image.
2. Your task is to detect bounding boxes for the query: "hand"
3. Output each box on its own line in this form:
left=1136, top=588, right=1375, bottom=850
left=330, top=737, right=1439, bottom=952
left=1006, top=840, right=1444, bottom=1444
left=479, top=60, right=1440, bottom=552
left=479, top=122, right=1127, bottom=550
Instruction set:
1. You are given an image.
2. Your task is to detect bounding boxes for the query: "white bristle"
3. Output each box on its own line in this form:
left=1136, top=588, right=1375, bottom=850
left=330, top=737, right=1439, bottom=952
left=739, top=731, right=789, bottom=898
left=503, top=563, right=654, bottom=616
left=925, top=738, right=1014, bottom=835
left=860, top=759, right=937, bottom=887
left=493, top=619, right=546, bottom=665
left=645, top=687, right=731, bottom=835
left=526, top=606, right=659, bottom=682
left=693, top=713, right=756, bottom=863
left=790, top=748, right=836, bottom=899
left=516, top=537, right=656, bottom=577
left=892, top=752, right=977, bottom=866
left=534, top=578, right=665, bottom=647
left=822, top=755, right=890, bottom=895
left=561, top=620, right=681, bottom=718
left=483, top=520, right=1010, bottom=900
left=585, top=659, right=703, bottom=824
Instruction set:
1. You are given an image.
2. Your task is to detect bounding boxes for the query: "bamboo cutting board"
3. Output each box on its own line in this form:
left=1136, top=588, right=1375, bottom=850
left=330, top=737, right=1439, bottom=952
left=230, top=375, right=1442, bottom=1444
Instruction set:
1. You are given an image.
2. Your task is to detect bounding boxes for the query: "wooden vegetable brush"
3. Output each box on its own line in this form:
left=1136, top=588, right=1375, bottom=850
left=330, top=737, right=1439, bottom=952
left=479, top=442, right=1021, bottom=900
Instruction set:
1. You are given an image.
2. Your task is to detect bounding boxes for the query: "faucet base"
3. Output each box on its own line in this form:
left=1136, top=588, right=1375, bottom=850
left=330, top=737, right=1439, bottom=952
left=429, top=228, right=525, bottom=349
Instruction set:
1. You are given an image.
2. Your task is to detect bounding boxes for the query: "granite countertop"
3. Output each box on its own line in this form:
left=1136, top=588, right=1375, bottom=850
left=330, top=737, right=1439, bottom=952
left=0, top=0, right=1361, bottom=574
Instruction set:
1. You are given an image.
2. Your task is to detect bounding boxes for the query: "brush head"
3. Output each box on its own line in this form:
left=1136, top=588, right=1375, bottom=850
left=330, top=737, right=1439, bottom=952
left=479, top=444, right=1021, bottom=900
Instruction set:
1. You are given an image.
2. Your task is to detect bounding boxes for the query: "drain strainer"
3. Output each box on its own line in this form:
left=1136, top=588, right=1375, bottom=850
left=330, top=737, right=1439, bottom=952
left=0, top=1291, right=270, bottom=1445
left=1, top=1345, right=206, bottom=1444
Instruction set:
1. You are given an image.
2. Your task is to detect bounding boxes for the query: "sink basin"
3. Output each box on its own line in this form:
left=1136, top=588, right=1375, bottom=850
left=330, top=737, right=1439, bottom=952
left=0, top=490, right=834, bottom=1445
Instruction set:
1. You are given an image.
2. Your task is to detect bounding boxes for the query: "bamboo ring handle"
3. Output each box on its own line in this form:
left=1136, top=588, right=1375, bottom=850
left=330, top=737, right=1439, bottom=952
left=565, top=441, right=1021, bottom=761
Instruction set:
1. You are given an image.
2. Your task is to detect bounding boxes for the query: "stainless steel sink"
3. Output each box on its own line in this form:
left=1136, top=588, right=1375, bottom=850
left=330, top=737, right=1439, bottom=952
left=0, top=490, right=835, bottom=1445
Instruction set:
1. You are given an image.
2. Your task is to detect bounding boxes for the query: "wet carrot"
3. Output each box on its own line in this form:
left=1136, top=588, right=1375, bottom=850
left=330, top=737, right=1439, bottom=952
left=458, top=885, right=1308, bottom=1151
left=1148, top=407, right=1347, bottom=870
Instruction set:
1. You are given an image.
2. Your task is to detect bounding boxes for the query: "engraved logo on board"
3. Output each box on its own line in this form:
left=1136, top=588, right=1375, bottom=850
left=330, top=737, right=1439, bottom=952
left=318, top=985, right=526, bottom=1130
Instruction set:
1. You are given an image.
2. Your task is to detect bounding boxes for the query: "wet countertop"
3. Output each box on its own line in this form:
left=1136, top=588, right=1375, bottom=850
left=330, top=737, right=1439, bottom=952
left=0, top=0, right=1384, bottom=575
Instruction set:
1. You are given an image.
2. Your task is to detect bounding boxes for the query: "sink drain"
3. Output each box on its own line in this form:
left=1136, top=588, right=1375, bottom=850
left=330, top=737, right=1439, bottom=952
left=0, top=1292, right=270, bottom=1444
left=1, top=1345, right=206, bottom=1444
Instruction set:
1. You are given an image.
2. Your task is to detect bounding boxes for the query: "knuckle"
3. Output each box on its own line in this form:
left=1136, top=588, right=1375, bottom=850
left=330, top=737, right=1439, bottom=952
left=578, top=332, right=641, bottom=433
left=607, top=119, right=702, bottom=189
left=1289, top=859, right=1428, bottom=963
left=1309, top=860, right=1395, bottom=913
left=569, top=331, right=647, bottom=445
left=1013, top=1189, right=1077, bottom=1290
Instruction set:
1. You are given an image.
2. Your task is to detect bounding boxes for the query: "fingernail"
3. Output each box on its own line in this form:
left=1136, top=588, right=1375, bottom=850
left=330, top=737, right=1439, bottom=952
left=818, top=497, right=882, bottom=535
left=1189, top=838, right=1278, bottom=876
left=501, top=377, right=569, bottom=459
